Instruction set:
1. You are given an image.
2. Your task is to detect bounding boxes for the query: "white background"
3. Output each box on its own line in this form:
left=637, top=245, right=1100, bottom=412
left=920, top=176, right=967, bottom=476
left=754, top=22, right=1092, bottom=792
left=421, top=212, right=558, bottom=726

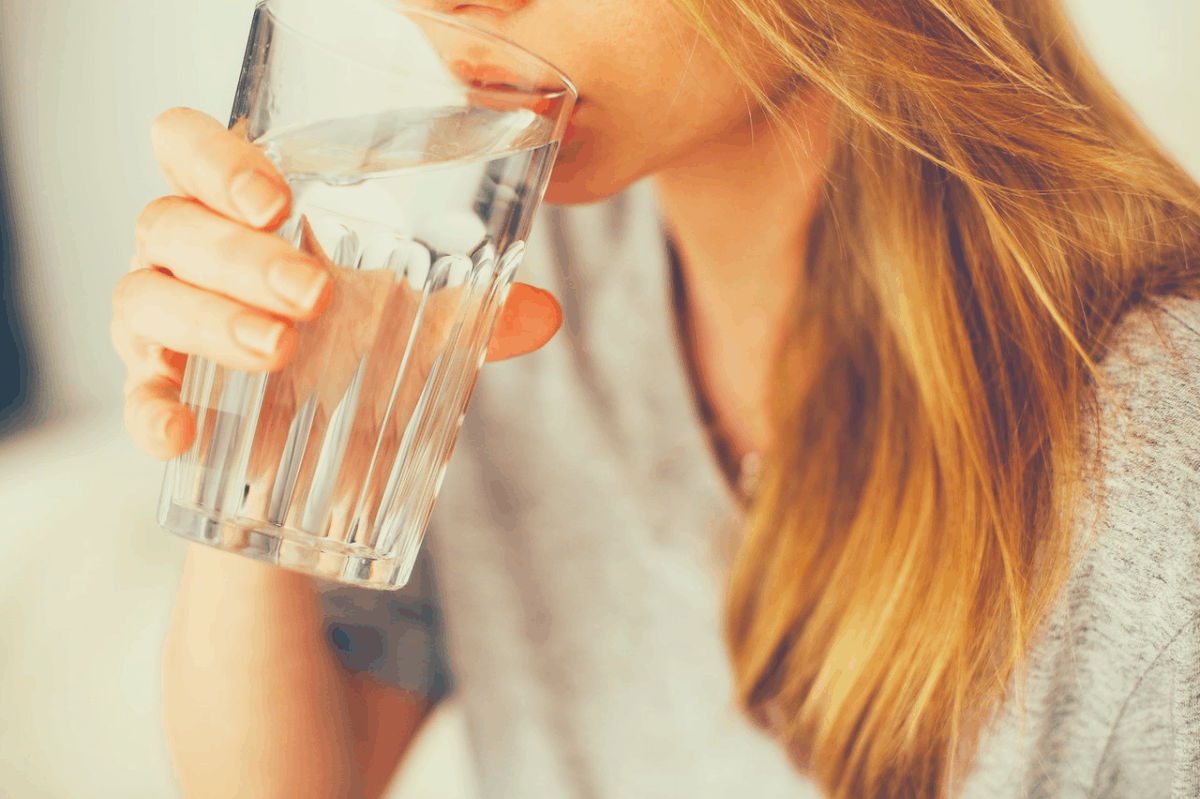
left=0, top=1, right=1196, bottom=797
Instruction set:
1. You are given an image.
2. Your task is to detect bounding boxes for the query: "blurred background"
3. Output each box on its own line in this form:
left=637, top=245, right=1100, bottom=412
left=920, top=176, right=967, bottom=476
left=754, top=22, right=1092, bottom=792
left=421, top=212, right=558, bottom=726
left=0, top=0, right=1196, bottom=796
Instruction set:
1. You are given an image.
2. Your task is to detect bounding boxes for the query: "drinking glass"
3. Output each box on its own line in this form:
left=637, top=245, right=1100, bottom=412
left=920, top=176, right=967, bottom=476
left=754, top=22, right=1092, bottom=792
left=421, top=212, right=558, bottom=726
left=158, top=0, right=576, bottom=588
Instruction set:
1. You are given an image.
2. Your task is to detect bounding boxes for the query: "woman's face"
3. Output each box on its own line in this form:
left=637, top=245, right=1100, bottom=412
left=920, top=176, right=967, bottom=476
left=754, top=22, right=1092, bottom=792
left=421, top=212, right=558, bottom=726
left=439, top=0, right=777, bottom=204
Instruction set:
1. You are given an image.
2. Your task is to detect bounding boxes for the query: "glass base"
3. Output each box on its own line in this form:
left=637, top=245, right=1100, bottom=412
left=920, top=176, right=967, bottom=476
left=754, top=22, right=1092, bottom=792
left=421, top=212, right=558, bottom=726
left=160, top=501, right=416, bottom=589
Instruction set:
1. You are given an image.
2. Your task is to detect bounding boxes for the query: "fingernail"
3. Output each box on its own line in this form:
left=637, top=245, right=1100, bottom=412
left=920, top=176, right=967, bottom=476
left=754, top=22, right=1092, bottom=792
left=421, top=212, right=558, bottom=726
left=232, top=313, right=286, bottom=356
left=230, top=169, right=287, bottom=228
left=267, top=257, right=329, bottom=310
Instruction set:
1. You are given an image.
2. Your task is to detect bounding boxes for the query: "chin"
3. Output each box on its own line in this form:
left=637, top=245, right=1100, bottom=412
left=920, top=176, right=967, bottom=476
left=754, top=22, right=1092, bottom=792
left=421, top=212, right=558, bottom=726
left=541, top=136, right=638, bottom=206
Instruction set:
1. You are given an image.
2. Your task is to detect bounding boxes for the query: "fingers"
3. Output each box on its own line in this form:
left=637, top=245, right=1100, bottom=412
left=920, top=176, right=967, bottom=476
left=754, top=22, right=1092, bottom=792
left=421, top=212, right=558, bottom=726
left=115, top=276, right=560, bottom=459
left=112, top=267, right=298, bottom=375
left=486, top=283, right=562, bottom=362
left=124, top=375, right=197, bottom=461
left=135, top=196, right=331, bottom=320
left=151, top=107, right=290, bottom=229
left=128, top=106, right=299, bottom=463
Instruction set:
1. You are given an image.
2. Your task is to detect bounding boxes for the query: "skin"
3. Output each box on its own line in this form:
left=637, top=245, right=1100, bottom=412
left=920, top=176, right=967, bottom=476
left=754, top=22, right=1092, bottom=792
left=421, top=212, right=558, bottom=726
left=112, top=1, right=831, bottom=795
left=445, top=0, right=832, bottom=454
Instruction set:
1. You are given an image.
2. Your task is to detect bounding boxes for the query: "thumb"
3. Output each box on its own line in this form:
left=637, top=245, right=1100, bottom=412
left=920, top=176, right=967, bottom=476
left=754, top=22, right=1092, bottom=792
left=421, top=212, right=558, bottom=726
left=485, top=283, right=562, bottom=362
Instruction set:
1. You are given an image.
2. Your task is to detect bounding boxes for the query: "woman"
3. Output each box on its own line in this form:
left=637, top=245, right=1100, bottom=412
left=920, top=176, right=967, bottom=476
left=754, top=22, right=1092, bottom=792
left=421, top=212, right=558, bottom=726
left=111, top=0, right=1200, bottom=796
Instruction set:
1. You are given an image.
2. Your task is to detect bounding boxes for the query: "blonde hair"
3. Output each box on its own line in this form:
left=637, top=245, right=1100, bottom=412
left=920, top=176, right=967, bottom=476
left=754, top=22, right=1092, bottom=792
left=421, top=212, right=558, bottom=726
left=668, top=0, right=1200, bottom=796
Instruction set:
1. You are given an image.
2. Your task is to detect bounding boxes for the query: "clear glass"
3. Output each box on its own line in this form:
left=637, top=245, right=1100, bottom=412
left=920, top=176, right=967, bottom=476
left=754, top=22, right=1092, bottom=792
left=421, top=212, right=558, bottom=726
left=158, top=0, right=576, bottom=588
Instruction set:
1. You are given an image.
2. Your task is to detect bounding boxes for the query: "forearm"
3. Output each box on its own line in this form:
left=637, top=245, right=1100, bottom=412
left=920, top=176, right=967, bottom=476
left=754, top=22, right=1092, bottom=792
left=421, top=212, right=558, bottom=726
left=162, top=545, right=370, bottom=798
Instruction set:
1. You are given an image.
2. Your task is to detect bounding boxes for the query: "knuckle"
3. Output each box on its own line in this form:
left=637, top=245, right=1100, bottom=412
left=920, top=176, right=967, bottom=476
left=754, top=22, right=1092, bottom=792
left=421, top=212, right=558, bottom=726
left=151, top=106, right=207, bottom=143
left=111, top=269, right=143, bottom=315
left=208, top=221, right=253, bottom=268
left=134, top=196, right=181, bottom=256
left=150, top=107, right=187, bottom=139
left=152, top=106, right=192, bottom=129
left=150, top=107, right=195, bottom=160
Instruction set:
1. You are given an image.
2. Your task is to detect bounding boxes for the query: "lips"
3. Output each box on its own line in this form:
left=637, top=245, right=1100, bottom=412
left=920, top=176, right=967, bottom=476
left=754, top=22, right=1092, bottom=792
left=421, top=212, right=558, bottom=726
left=448, top=59, right=582, bottom=144
left=450, top=59, right=566, bottom=96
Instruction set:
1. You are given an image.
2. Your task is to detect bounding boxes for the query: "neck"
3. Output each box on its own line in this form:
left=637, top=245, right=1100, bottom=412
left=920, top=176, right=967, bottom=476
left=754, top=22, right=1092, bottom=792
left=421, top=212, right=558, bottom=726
left=653, top=91, right=831, bottom=458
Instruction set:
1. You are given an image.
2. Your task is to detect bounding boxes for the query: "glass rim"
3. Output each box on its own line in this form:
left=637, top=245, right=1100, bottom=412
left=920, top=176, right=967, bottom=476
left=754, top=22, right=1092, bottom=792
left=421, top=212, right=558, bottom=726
left=258, top=0, right=578, bottom=104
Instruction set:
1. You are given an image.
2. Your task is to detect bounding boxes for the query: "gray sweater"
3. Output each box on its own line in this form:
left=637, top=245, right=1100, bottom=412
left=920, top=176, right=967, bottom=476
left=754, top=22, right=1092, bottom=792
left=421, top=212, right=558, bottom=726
left=322, top=181, right=1200, bottom=798
left=961, top=291, right=1200, bottom=799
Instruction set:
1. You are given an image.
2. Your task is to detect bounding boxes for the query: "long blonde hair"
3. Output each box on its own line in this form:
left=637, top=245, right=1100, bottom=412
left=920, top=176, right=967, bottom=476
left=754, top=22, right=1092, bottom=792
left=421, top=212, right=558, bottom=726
left=668, top=0, right=1200, bottom=796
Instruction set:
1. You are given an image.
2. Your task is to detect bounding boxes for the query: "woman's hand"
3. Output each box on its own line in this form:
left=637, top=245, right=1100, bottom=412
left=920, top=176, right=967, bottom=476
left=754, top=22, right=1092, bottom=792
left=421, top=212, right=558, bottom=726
left=113, top=107, right=562, bottom=462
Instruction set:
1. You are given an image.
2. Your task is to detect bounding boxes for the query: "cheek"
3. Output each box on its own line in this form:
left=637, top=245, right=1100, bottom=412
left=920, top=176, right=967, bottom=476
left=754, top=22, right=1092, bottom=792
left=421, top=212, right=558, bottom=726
left=533, top=18, right=755, bottom=204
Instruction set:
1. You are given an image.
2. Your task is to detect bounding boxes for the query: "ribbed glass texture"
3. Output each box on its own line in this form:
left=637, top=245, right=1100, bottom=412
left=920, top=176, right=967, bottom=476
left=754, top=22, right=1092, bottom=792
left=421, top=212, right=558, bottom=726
left=157, top=0, right=574, bottom=587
